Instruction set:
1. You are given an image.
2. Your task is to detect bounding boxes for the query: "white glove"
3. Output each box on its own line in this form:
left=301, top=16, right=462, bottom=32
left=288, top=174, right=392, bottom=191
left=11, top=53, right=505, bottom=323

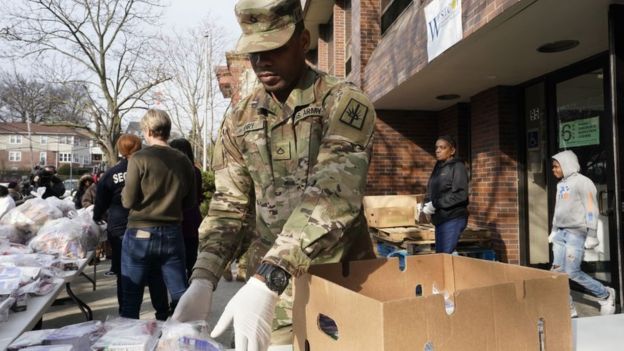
left=422, top=201, right=436, bottom=215
left=548, top=230, right=557, bottom=243
left=211, top=277, right=278, bottom=351
left=585, top=236, right=600, bottom=250
left=171, top=278, right=214, bottom=322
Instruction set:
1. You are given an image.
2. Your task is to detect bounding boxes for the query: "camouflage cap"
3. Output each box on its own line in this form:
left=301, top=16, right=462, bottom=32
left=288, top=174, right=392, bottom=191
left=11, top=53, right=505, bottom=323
left=235, top=0, right=303, bottom=54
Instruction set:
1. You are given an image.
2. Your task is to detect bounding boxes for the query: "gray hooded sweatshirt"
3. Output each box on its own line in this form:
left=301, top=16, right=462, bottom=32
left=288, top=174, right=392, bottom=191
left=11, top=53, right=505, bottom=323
left=552, top=150, right=598, bottom=237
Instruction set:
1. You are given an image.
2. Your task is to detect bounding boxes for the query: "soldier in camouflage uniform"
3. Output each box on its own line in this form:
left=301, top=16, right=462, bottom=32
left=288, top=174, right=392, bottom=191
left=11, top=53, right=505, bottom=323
left=172, top=0, right=376, bottom=349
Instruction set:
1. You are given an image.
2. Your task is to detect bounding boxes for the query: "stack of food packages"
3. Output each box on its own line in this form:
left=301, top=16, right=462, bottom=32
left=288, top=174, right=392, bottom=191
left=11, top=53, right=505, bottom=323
left=0, top=195, right=104, bottom=321
left=8, top=317, right=225, bottom=351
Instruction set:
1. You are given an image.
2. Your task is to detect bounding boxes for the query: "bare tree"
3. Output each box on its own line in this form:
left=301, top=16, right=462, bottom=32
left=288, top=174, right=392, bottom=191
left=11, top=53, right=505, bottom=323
left=156, top=18, right=227, bottom=170
left=0, top=0, right=169, bottom=164
left=0, top=69, right=89, bottom=124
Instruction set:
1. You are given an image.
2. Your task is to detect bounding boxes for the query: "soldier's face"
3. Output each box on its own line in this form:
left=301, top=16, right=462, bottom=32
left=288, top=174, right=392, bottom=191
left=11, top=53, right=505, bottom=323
left=249, top=29, right=310, bottom=100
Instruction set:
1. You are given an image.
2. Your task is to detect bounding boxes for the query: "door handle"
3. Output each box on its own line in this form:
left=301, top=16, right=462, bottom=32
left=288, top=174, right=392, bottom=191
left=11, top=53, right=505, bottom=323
left=599, top=190, right=612, bottom=216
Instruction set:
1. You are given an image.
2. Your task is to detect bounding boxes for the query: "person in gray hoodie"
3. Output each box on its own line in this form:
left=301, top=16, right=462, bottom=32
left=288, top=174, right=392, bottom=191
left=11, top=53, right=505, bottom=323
left=550, top=150, right=615, bottom=317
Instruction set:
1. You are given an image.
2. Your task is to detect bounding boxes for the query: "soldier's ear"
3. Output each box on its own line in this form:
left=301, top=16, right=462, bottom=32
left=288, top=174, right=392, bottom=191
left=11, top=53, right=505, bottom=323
left=301, top=29, right=310, bottom=53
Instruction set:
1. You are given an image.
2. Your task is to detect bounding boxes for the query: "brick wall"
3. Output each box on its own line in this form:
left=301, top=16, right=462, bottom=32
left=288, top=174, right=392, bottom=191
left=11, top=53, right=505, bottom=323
left=468, top=86, right=520, bottom=264
left=333, top=1, right=346, bottom=78
left=317, top=26, right=329, bottom=73
left=366, top=110, right=437, bottom=195
left=438, top=103, right=471, bottom=162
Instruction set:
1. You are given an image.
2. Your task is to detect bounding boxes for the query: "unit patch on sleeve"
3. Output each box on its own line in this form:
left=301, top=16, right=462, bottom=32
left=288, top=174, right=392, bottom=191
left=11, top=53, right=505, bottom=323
left=339, top=98, right=368, bottom=130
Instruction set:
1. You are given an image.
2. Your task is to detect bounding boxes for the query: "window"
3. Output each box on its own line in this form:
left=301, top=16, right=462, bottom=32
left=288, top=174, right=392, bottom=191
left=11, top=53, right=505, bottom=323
left=59, top=153, right=72, bottom=163
left=9, top=135, right=22, bottom=144
left=58, top=136, right=67, bottom=144
left=381, top=0, right=413, bottom=35
left=321, top=16, right=335, bottom=75
left=40, top=136, right=48, bottom=144
left=40, top=152, right=47, bottom=165
left=73, top=154, right=80, bottom=163
left=9, top=151, right=21, bottom=162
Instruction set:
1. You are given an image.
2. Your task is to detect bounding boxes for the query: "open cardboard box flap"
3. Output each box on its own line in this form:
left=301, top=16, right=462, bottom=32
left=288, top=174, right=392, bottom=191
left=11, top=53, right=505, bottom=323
left=294, top=254, right=571, bottom=351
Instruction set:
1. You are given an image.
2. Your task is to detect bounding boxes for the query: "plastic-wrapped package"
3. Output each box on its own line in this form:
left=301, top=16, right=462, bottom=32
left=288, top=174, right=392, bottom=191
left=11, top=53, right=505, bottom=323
left=43, top=320, right=104, bottom=350
left=0, top=224, right=29, bottom=244
left=20, top=346, right=74, bottom=351
left=29, top=218, right=88, bottom=258
left=0, top=198, right=63, bottom=237
left=0, top=241, right=31, bottom=255
left=0, top=277, right=20, bottom=295
left=0, top=296, right=16, bottom=322
left=8, top=329, right=57, bottom=350
left=72, top=207, right=103, bottom=249
left=157, top=320, right=225, bottom=351
left=92, top=317, right=161, bottom=351
left=45, top=197, right=76, bottom=217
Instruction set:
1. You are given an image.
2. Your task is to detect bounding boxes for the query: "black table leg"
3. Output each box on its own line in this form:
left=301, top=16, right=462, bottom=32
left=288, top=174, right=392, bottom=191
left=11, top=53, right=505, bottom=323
left=65, top=282, right=93, bottom=321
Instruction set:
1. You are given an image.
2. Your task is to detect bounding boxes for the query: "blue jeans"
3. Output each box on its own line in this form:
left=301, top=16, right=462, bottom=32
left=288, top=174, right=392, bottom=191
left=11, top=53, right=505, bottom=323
left=435, top=217, right=467, bottom=253
left=120, top=225, right=188, bottom=319
left=551, top=229, right=608, bottom=299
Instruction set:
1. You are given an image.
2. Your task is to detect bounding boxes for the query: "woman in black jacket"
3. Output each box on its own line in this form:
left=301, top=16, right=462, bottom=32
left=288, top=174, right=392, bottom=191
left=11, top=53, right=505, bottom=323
left=422, top=135, right=469, bottom=253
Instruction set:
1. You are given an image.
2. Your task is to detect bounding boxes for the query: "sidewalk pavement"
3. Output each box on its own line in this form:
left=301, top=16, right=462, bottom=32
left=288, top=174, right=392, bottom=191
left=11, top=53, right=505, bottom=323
left=38, top=258, right=602, bottom=348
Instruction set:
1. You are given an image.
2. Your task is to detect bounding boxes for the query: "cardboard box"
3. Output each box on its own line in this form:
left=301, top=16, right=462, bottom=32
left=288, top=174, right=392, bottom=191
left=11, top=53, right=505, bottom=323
left=293, top=254, right=571, bottom=351
left=366, top=207, right=415, bottom=228
left=363, top=195, right=424, bottom=228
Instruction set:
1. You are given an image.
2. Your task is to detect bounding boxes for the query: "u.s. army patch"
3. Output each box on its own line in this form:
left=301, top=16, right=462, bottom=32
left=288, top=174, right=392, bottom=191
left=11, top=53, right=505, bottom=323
left=339, top=98, right=368, bottom=130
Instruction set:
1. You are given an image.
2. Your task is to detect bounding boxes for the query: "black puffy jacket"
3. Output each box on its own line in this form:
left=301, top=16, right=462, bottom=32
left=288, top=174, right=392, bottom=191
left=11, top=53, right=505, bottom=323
left=425, top=158, right=469, bottom=225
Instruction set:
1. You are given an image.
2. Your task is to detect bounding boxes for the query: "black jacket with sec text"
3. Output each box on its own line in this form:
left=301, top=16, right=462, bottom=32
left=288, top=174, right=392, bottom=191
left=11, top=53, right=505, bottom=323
left=93, top=158, right=130, bottom=233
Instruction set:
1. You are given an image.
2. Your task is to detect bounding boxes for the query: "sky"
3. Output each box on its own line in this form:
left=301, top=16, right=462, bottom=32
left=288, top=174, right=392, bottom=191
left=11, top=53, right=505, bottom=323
left=162, top=0, right=241, bottom=49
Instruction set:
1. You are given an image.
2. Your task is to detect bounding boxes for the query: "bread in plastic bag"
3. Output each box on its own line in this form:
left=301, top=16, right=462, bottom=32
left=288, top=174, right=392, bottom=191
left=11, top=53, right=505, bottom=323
left=0, top=224, right=29, bottom=244
left=29, top=218, right=90, bottom=258
left=8, top=329, right=57, bottom=350
left=92, top=317, right=161, bottom=351
left=0, top=198, right=63, bottom=238
left=157, top=319, right=225, bottom=351
left=45, top=197, right=76, bottom=217
left=43, top=320, right=104, bottom=350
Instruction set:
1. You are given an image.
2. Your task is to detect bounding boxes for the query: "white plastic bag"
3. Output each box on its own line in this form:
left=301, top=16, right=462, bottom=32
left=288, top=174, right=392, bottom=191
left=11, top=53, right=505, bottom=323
left=157, top=320, right=225, bottom=351
left=92, top=317, right=161, bottom=351
left=29, top=218, right=87, bottom=258
left=45, top=196, right=76, bottom=217
left=0, top=198, right=63, bottom=236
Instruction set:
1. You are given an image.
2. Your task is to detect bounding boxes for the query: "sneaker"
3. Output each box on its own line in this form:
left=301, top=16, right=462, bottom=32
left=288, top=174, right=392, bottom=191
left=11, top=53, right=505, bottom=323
left=570, top=304, right=578, bottom=318
left=104, top=271, right=116, bottom=277
left=599, top=287, right=616, bottom=315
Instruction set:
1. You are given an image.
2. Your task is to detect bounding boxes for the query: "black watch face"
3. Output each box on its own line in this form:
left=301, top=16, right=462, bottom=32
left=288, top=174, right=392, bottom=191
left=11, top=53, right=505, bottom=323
left=270, top=269, right=289, bottom=291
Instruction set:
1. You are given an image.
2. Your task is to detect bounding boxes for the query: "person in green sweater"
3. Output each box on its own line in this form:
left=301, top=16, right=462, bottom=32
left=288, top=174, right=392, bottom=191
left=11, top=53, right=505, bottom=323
left=120, top=108, right=197, bottom=319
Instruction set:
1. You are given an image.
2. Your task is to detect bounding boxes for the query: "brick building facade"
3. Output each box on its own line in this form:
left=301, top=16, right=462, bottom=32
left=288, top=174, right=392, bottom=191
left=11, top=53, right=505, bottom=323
left=219, top=0, right=624, bottom=303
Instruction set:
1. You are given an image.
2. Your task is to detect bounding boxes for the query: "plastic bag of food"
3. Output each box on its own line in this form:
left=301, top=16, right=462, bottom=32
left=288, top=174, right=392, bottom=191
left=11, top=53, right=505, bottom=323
left=92, top=317, right=161, bottom=351
left=8, top=329, right=57, bottom=350
left=0, top=296, right=16, bottom=322
left=45, top=197, right=76, bottom=217
left=0, top=224, right=30, bottom=244
left=44, top=320, right=104, bottom=350
left=0, top=198, right=63, bottom=236
left=71, top=208, right=102, bottom=252
left=157, top=320, right=225, bottom=351
left=29, top=218, right=87, bottom=258
left=20, top=345, right=75, bottom=351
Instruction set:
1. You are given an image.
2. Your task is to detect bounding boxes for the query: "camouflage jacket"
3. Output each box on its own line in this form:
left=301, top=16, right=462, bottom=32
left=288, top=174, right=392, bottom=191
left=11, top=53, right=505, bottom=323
left=191, top=67, right=376, bottom=287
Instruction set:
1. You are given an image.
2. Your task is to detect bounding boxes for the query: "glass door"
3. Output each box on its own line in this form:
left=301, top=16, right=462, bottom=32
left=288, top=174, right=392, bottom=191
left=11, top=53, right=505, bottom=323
left=554, top=67, right=614, bottom=283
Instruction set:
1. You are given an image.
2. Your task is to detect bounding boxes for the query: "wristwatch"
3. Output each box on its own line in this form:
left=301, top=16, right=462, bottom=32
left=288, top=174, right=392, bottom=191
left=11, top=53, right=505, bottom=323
left=256, top=263, right=291, bottom=295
